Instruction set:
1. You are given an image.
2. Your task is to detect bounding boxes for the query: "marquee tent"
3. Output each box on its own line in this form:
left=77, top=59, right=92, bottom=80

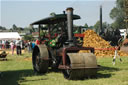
left=0, top=32, right=21, bottom=40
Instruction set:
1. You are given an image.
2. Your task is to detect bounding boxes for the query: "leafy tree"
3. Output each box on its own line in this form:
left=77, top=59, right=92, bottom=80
left=29, top=25, right=35, bottom=32
left=12, top=24, right=18, bottom=30
left=50, top=12, right=56, bottom=16
left=94, top=21, right=100, bottom=33
left=110, top=0, right=125, bottom=29
left=0, top=26, right=6, bottom=30
left=94, top=21, right=110, bottom=34
left=40, top=30, right=46, bottom=37
left=84, top=23, right=88, bottom=28
left=23, top=34, right=33, bottom=41
left=89, top=26, right=94, bottom=29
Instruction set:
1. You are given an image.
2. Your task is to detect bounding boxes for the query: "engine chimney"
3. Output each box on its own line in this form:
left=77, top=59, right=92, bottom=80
left=66, top=7, right=74, bottom=42
left=100, top=5, right=103, bottom=34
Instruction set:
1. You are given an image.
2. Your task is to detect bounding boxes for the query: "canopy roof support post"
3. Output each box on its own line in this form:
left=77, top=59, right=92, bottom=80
left=48, top=24, right=51, bottom=40
left=38, top=24, right=41, bottom=41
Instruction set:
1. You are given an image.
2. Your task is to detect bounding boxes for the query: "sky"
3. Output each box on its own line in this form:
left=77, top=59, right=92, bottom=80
left=0, top=0, right=116, bottom=29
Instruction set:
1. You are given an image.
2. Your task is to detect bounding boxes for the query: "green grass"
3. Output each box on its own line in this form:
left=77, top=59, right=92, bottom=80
left=0, top=52, right=128, bottom=85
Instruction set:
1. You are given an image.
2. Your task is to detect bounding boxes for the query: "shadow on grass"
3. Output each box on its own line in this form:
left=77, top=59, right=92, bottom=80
left=19, top=77, right=47, bottom=83
left=69, top=65, right=120, bottom=80
left=47, top=65, right=120, bottom=80
left=47, top=68, right=62, bottom=73
left=0, top=66, right=120, bottom=84
left=99, top=65, right=119, bottom=71
left=94, top=65, right=120, bottom=79
left=0, top=69, right=46, bottom=85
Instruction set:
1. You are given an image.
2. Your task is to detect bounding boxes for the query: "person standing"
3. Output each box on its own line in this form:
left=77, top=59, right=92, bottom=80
left=2, top=40, right=5, bottom=49
left=27, top=40, right=32, bottom=53
left=35, top=39, right=40, bottom=45
left=10, top=41, right=15, bottom=55
left=32, top=41, right=35, bottom=51
left=0, top=40, right=2, bottom=50
left=16, top=38, right=22, bottom=55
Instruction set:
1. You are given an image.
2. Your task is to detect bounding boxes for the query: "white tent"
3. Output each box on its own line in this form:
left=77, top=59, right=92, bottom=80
left=0, top=32, right=21, bottom=40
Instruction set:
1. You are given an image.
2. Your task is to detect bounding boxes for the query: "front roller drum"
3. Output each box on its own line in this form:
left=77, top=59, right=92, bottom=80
left=32, top=45, right=49, bottom=74
left=62, top=53, right=98, bottom=80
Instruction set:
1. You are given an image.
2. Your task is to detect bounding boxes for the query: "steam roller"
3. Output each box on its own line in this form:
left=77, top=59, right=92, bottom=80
left=31, top=7, right=99, bottom=80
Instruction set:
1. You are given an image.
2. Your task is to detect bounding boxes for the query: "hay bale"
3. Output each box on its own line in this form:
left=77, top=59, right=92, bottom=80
left=80, top=29, right=128, bottom=57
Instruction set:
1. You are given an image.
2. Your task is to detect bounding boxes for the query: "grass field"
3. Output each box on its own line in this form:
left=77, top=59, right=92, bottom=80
left=0, top=51, right=128, bottom=85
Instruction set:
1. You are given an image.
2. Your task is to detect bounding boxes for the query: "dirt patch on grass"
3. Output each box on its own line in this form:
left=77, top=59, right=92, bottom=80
left=24, top=57, right=32, bottom=61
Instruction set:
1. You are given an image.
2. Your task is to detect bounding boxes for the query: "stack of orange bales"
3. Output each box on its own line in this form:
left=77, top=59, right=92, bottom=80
left=79, top=29, right=128, bottom=57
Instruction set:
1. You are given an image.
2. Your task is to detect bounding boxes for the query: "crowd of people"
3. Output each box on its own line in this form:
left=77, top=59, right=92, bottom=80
left=0, top=38, right=38, bottom=55
left=0, top=39, right=39, bottom=78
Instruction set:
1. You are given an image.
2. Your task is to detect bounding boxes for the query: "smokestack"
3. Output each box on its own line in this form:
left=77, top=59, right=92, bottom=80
left=66, top=7, right=74, bottom=42
left=100, top=5, right=103, bottom=33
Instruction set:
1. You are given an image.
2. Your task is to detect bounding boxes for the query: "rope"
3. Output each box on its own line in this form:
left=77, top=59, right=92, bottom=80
left=94, top=47, right=122, bottom=65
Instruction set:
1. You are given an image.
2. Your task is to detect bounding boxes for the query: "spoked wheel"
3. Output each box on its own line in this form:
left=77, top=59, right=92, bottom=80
left=32, top=45, right=49, bottom=74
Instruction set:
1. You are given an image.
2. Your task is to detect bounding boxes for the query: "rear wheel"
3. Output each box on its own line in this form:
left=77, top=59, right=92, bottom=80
left=32, top=45, right=49, bottom=74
